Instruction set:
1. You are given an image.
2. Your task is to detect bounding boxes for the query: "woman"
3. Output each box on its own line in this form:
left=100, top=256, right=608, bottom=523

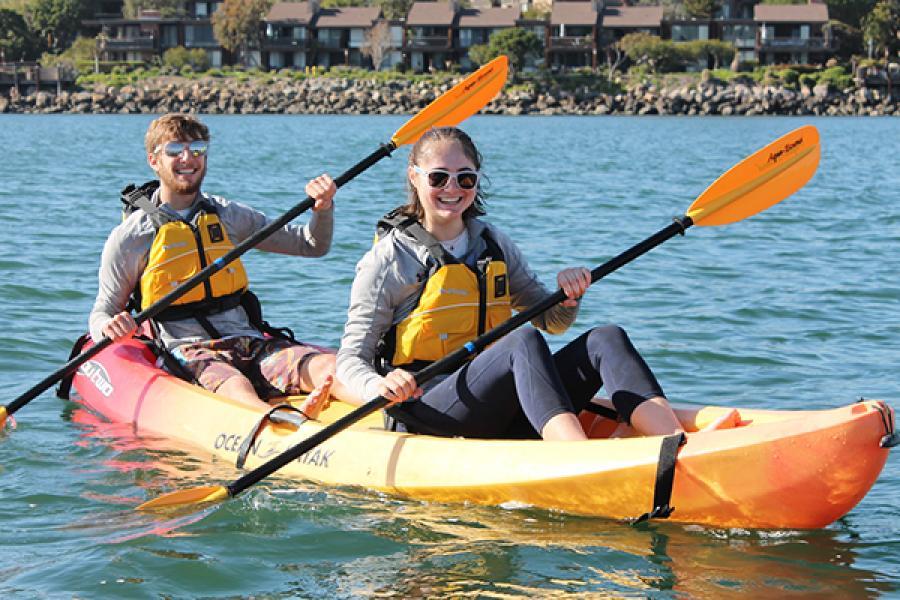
left=336, top=127, right=683, bottom=440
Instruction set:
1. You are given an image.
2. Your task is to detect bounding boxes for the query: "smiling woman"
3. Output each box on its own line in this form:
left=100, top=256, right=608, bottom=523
left=335, top=126, right=685, bottom=442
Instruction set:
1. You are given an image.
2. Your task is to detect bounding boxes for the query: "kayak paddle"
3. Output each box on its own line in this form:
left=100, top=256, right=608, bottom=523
left=137, top=125, right=820, bottom=511
left=0, top=55, right=509, bottom=431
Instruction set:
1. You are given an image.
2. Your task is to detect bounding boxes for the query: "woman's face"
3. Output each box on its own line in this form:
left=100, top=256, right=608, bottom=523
left=408, top=140, right=478, bottom=233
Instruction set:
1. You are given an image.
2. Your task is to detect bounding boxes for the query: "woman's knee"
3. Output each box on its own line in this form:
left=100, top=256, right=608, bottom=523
left=507, top=326, right=548, bottom=351
left=586, top=324, right=630, bottom=353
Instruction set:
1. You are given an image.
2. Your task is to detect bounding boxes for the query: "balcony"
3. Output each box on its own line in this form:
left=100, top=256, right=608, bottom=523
left=262, top=36, right=310, bottom=51
left=406, top=36, right=451, bottom=49
left=721, top=36, right=756, bottom=47
left=759, top=37, right=828, bottom=50
left=316, top=38, right=346, bottom=50
left=105, top=36, right=156, bottom=51
left=549, top=36, right=594, bottom=50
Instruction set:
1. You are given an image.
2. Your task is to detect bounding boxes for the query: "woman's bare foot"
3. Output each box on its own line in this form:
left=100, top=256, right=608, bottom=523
left=299, top=374, right=333, bottom=420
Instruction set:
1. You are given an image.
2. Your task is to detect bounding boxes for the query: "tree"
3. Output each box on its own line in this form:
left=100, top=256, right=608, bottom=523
left=619, top=32, right=683, bottom=72
left=605, top=40, right=626, bottom=82
left=378, top=0, right=413, bottom=20
left=828, top=19, right=864, bottom=60
left=163, top=46, right=210, bottom=71
left=683, top=0, right=720, bottom=18
left=683, top=39, right=735, bottom=69
left=362, top=19, right=392, bottom=71
left=27, top=0, right=97, bottom=53
left=825, top=0, right=876, bottom=27
left=861, top=0, right=899, bottom=96
left=0, top=8, right=37, bottom=61
left=862, top=0, right=899, bottom=59
left=39, top=34, right=96, bottom=70
left=212, top=0, right=273, bottom=65
left=468, top=28, right=542, bottom=77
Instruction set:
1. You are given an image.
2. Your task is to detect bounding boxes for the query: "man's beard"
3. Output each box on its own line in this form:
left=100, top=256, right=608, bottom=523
left=159, top=162, right=206, bottom=195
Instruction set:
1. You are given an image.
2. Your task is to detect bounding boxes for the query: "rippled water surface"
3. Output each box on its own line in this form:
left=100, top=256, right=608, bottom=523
left=1, top=114, right=898, bottom=598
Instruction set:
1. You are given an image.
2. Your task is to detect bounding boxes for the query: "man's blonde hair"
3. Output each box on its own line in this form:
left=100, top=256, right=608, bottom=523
left=145, top=113, right=210, bottom=154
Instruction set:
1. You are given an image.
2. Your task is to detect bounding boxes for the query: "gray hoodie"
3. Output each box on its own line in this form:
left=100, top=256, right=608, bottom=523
left=336, top=217, right=579, bottom=402
left=89, top=190, right=333, bottom=348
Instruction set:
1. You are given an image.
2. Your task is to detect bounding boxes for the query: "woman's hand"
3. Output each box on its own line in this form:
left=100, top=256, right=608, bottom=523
left=378, top=369, right=423, bottom=406
left=557, top=267, right=591, bottom=307
left=305, top=173, right=336, bottom=211
left=102, top=311, right=138, bottom=341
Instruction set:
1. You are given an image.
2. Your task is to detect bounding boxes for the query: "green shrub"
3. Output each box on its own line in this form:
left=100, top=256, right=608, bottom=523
left=779, top=68, right=799, bottom=88
left=817, top=66, right=852, bottom=89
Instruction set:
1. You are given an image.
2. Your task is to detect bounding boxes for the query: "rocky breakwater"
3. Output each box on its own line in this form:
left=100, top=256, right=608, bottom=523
left=1, top=75, right=897, bottom=116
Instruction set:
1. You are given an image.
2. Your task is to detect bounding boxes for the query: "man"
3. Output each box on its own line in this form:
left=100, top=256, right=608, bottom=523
left=90, top=113, right=354, bottom=418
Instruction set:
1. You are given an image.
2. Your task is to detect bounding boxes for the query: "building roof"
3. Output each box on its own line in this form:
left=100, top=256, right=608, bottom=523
left=266, top=1, right=315, bottom=24
left=458, top=6, right=519, bottom=28
left=754, top=3, right=828, bottom=23
left=551, top=2, right=598, bottom=26
left=602, top=5, right=663, bottom=28
left=316, top=6, right=381, bottom=28
left=407, top=1, right=456, bottom=26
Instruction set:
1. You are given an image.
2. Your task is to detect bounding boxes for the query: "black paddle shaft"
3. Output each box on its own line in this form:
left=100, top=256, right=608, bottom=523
left=225, top=214, right=694, bottom=497
left=6, top=143, right=397, bottom=417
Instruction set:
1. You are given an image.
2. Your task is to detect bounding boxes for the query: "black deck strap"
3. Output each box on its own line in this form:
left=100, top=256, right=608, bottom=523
left=56, top=333, right=92, bottom=399
left=868, top=398, right=900, bottom=449
left=582, top=402, right=619, bottom=421
left=632, top=432, right=687, bottom=526
left=235, top=403, right=309, bottom=469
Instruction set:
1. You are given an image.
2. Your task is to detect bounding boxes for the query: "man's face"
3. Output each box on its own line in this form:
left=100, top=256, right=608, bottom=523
left=148, top=138, right=208, bottom=196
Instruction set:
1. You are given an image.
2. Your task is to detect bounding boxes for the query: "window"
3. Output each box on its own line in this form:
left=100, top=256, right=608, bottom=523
left=185, top=25, right=216, bottom=46
left=195, top=2, right=208, bottom=17
left=350, top=28, right=364, bottom=48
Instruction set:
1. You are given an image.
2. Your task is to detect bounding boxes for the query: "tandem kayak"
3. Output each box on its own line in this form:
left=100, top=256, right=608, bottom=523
left=70, top=337, right=896, bottom=529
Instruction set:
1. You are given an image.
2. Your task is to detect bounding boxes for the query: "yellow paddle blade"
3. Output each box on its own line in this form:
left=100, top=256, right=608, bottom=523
left=687, top=125, right=820, bottom=227
left=136, top=485, right=230, bottom=512
left=0, top=406, right=7, bottom=428
left=390, top=55, right=509, bottom=148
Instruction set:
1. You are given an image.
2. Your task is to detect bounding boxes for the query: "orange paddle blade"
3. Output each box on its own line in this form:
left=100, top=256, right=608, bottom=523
left=687, top=125, right=820, bottom=227
left=391, top=55, right=508, bottom=148
left=136, top=485, right=230, bottom=512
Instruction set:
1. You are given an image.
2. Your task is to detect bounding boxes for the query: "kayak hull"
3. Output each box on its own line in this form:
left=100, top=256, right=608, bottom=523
left=72, top=338, right=894, bottom=529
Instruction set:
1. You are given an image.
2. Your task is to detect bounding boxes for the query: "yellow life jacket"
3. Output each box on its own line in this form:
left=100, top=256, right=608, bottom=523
left=376, top=210, right=512, bottom=370
left=120, top=181, right=249, bottom=320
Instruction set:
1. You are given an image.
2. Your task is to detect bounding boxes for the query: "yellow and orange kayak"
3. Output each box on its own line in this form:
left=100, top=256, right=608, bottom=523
left=72, top=338, right=896, bottom=529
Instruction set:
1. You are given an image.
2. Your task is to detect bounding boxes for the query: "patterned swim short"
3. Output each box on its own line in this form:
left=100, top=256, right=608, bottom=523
left=171, top=336, right=333, bottom=399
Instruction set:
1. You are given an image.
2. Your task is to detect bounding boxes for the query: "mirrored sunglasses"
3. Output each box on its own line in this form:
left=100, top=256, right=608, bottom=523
left=413, top=165, right=480, bottom=190
left=155, top=140, right=209, bottom=158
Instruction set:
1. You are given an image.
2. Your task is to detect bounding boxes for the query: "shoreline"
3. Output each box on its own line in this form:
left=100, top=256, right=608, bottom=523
left=2, top=76, right=897, bottom=116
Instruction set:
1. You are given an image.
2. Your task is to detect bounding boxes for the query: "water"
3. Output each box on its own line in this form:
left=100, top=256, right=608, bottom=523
left=0, top=114, right=898, bottom=598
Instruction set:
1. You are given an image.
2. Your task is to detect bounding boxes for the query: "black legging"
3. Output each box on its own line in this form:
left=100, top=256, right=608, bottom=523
left=387, top=324, right=665, bottom=439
